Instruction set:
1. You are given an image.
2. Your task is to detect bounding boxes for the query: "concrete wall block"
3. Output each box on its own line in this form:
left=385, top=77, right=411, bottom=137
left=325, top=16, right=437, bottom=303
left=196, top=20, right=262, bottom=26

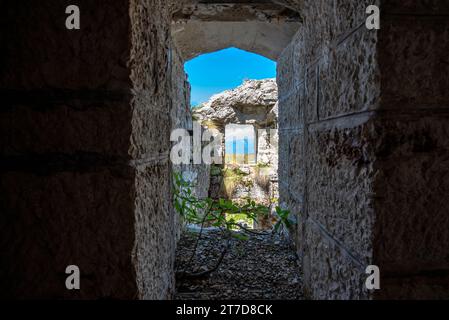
left=279, top=181, right=289, bottom=204
left=301, top=1, right=334, bottom=64
left=171, top=46, right=191, bottom=130
left=170, top=44, right=210, bottom=242
left=303, top=223, right=370, bottom=300
left=301, top=0, right=379, bottom=66
left=279, top=0, right=381, bottom=300
left=334, top=0, right=379, bottom=39
left=130, top=0, right=171, bottom=95
left=277, top=44, right=295, bottom=97
left=0, top=102, right=132, bottom=157
left=278, top=0, right=449, bottom=300
left=292, top=30, right=306, bottom=84
left=306, top=119, right=377, bottom=262
left=130, top=95, right=171, bottom=160
left=133, top=161, right=175, bottom=299
left=285, top=194, right=302, bottom=251
left=279, top=88, right=302, bottom=130
left=376, top=273, right=449, bottom=300
left=378, top=17, right=449, bottom=109
left=0, top=1, right=131, bottom=90
left=278, top=131, right=291, bottom=186
left=373, top=115, right=449, bottom=270
left=0, top=0, right=176, bottom=300
left=288, top=132, right=306, bottom=199
left=319, top=28, right=380, bottom=120
left=382, top=0, right=449, bottom=14
left=305, top=64, right=319, bottom=123
left=0, top=167, right=137, bottom=299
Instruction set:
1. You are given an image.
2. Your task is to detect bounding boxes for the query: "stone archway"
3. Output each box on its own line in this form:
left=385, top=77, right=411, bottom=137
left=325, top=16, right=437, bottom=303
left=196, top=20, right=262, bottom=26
left=172, top=0, right=449, bottom=300
left=1, top=0, right=448, bottom=300
left=171, top=1, right=301, bottom=61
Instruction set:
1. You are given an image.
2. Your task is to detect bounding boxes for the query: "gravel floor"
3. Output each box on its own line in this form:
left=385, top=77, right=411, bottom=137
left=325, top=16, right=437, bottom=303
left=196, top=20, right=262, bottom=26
left=175, top=228, right=303, bottom=300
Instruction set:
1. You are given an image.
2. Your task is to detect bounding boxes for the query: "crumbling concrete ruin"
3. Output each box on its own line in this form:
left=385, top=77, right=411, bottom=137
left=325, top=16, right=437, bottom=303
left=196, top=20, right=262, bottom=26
left=193, top=79, right=279, bottom=211
left=1, top=0, right=448, bottom=299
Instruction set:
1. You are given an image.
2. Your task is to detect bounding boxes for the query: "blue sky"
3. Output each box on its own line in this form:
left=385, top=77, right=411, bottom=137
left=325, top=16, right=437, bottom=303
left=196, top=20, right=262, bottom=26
left=185, top=47, right=277, bottom=107
left=225, top=139, right=256, bottom=155
left=225, top=124, right=256, bottom=155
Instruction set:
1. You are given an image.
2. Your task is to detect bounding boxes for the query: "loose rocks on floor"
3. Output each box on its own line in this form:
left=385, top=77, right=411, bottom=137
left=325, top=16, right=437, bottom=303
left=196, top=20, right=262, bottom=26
left=175, top=228, right=303, bottom=300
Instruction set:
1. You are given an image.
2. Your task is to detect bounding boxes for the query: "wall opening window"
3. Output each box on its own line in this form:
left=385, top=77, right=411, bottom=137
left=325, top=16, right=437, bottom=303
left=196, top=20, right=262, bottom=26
left=179, top=47, right=279, bottom=232
left=225, top=124, right=256, bottom=165
left=170, top=1, right=305, bottom=299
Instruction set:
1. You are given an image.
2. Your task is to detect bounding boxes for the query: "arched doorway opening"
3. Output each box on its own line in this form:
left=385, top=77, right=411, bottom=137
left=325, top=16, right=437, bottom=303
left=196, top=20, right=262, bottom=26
left=170, top=27, right=303, bottom=296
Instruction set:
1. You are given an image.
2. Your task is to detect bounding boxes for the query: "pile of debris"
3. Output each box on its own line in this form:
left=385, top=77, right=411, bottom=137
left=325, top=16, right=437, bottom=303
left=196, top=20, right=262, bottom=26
left=175, top=228, right=303, bottom=300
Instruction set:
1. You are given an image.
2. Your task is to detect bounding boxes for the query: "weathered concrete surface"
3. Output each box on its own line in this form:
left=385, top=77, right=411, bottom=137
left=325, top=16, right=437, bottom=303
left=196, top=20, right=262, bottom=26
left=172, top=21, right=300, bottom=61
left=173, top=2, right=301, bottom=23
left=170, top=44, right=211, bottom=240
left=171, top=1, right=301, bottom=60
left=277, top=0, right=380, bottom=298
left=1, top=0, right=448, bottom=301
left=372, top=115, right=449, bottom=299
left=0, top=0, right=177, bottom=299
left=278, top=0, right=449, bottom=299
left=372, top=2, right=449, bottom=297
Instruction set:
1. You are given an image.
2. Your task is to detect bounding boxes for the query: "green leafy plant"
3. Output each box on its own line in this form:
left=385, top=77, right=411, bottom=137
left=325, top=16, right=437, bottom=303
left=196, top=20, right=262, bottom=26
left=173, top=173, right=296, bottom=284
left=173, top=172, right=270, bottom=281
left=273, top=206, right=293, bottom=234
left=174, top=172, right=268, bottom=234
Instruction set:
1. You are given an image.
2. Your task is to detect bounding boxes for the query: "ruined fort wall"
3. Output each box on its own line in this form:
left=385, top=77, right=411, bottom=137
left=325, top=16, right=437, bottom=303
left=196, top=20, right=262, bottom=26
left=278, top=0, right=449, bottom=299
left=278, top=0, right=380, bottom=299
left=170, top=44, right=211, bottom=238
left=373, top=0, right=449, bottom=299
left=0, top=0, right=177, bottom=299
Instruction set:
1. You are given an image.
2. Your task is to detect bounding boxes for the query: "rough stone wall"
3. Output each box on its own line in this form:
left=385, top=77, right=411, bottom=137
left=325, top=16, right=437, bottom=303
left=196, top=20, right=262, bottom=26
left=0, top=0, right=176, bottom=299
left=278, top=0, right=449, bottom=299
left=170, top=45, right=210, bottom=237
left=2, top=0, right=447, bottom=301
left=170, top=45, right=192, bottom=241
left=278, top=0, right=380, bottom=299
left=373, top=0, right=449, bottom=299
